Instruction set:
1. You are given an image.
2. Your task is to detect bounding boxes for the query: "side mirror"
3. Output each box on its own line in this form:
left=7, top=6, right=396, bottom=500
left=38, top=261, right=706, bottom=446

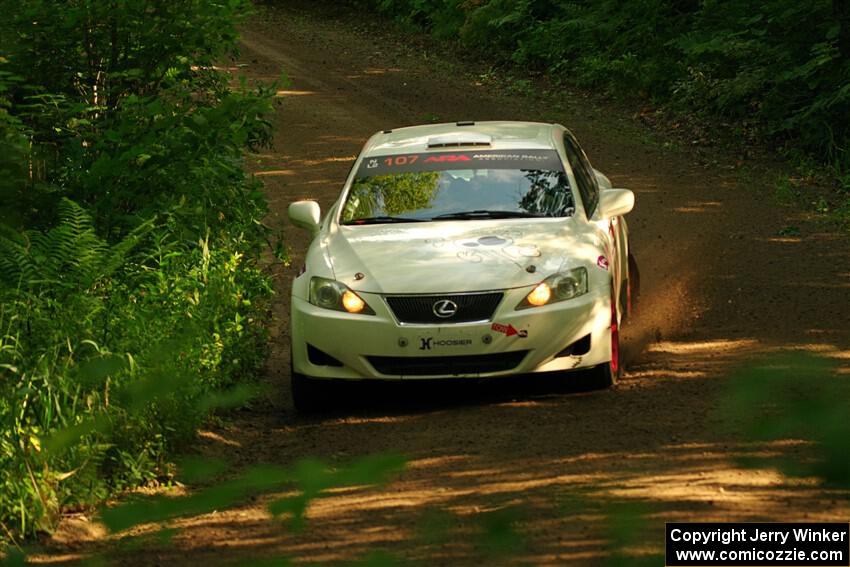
left=288, top=200, right=321, bottom=235
left=596, top=188, right=634, bottom=219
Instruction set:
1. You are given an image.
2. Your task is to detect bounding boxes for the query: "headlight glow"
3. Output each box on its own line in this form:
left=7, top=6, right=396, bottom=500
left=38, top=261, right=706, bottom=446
left=526, top=283, right=552, bottom=306
left=309, top=277, right=374, bottom=315
left=517, top=267, right=588, bottom=309
left=341, top=290, right=366, bottom=313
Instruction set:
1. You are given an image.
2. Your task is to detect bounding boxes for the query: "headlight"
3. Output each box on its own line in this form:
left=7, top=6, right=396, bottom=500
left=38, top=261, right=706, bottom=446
left=516, top=267, right=588, bottom=309
left=309, top=277, right=375, bottom=315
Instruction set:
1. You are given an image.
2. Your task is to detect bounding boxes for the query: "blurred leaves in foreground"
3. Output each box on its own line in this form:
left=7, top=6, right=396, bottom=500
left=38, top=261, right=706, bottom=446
left=3, top=352, right=848, bottom=565
left=721, top=351, right=850, bottom=487
left=100, top=453, right=407, bottom=534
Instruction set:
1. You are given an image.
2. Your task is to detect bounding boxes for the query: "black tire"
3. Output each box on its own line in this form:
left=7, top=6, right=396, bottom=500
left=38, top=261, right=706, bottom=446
left=586, top=361, right=616, bottom=390
left=627, top=252, right=640, bottom=318
left=291, top=364, right=325, bottom=414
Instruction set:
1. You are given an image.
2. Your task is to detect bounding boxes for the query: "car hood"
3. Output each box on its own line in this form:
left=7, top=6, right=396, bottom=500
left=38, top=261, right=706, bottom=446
left=325, top=219, right=592, bottom=294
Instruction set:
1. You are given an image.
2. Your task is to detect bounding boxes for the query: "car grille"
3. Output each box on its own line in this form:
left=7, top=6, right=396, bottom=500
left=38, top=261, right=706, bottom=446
left=384, top=292, right=504, bottom=324
left=367, top=351, right=528, bottom=376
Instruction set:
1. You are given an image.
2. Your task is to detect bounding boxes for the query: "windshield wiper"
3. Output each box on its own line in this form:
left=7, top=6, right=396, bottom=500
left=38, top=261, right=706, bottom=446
left=430, top=210, right=547, bottom=220
left=345, top=216, right=427, bottom=225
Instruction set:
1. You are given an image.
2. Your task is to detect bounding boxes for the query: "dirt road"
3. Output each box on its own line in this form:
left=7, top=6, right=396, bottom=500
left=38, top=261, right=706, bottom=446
left=38, top=2, right=850, bottom=565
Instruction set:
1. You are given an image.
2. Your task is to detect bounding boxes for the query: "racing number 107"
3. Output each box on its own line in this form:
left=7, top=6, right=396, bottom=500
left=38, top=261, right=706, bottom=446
left=384, top=155, right=418, bottom=166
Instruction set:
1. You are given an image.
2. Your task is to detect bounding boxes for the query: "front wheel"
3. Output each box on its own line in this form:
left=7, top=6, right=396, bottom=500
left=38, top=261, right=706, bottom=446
left=291, top=363, right=325, bottom=413
left=585, top=291, right=621, bottom=390
left=626, top=252, right=640, bottom=318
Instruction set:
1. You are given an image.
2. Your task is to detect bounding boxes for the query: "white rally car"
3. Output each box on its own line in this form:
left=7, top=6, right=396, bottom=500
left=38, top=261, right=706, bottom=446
left=288, top=121, right=636, bottom=411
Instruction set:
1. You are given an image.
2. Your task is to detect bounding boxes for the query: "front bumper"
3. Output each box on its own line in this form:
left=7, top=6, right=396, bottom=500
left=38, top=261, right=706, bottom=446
left=291, top=285, right=612, bottom=380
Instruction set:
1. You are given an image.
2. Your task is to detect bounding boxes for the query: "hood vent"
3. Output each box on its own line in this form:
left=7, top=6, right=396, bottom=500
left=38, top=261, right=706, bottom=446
left=427, top=133, right=492, bottom=148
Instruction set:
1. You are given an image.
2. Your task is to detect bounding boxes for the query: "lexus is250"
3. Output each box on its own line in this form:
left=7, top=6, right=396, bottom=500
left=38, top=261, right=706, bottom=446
left=287, top=121, right=637, bottom=411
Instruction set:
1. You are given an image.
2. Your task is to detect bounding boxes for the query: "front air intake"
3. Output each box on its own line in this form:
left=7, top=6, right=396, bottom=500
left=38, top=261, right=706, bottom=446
left=555, top=334, right=591, bottom=358
left=367, top=351, right=528, bottom=376
left=307, top=344, right=343, bottom=367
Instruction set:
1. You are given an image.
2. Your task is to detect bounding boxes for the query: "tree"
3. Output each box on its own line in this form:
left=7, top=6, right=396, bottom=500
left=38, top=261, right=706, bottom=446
left=344, top=172, right=441, bottom=220
left=837, top=0, right=850, bottom=58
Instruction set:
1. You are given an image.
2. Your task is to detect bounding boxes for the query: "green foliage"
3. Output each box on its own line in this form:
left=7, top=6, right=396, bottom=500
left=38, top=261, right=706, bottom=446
left=0, top=66, right=28, bottom=228
left=353, top=0, right=850, bottom=174
left=97, top=453, right=407, bottom=535
left=0, top=0, right=275, bottom=545
left=0, top=198, right=149, bottom=293
left=2, top=454, right=407, bottom=564
left=722, top=352, right=850, bottom=487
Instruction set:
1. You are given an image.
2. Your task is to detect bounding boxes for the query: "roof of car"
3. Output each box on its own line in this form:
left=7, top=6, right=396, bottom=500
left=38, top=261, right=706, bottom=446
left=362, top=121, right=561, bottom=156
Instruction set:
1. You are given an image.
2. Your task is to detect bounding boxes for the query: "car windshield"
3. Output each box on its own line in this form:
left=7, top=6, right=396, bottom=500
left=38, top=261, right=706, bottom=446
left=340, top=150, right=574, bottom=224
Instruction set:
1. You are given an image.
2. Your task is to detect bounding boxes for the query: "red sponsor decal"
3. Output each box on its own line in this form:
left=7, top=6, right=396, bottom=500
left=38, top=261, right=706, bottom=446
left=597, top=255, right=609, bottom=270
left=491, top=322, right=528, bottom=338
left=423, top=154, right=472, bottom=163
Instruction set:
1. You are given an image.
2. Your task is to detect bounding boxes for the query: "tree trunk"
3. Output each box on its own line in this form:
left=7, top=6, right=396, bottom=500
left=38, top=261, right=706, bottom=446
left=836, top=0, right=850, bottom=58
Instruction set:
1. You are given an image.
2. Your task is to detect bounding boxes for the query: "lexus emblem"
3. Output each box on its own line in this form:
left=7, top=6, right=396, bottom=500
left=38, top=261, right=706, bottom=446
left=432, top=299, right=458, bottom=318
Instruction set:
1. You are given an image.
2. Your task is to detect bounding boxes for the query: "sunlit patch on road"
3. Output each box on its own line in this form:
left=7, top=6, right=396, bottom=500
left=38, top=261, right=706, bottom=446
left=275, top=89, right=317, bottom=97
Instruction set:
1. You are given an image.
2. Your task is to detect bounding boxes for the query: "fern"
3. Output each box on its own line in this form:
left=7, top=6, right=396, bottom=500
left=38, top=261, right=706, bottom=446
left=0, top=198, right=150, bottom=295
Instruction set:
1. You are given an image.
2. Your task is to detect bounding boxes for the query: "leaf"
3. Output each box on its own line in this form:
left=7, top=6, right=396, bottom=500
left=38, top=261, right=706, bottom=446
left=197, top=383, right=260, bottom=412
left=73, top=355, right=127, bottom=388
left=43, top=414, right=110, bottom=454
left=100, top=464, right=291, bottom=533
left=175, top=456, right=228, bottom=484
